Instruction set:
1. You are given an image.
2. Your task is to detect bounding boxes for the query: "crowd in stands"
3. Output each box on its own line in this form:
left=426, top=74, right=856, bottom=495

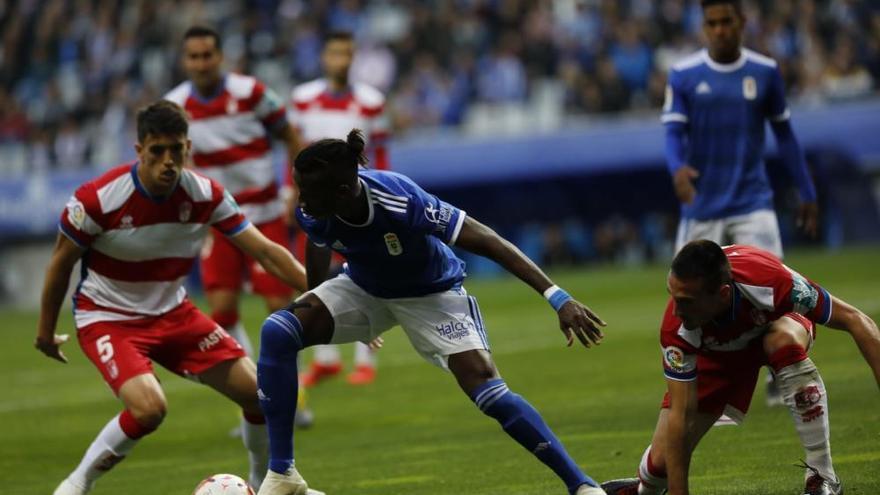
left=1, top=0, right=878, bottom=173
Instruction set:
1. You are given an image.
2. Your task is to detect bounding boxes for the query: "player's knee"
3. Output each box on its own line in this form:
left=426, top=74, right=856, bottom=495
left=130, top=396, right=167, bottom=430
left=260, top=310, right=305, bottom=359
left=763, top=326, right=806, bottom=361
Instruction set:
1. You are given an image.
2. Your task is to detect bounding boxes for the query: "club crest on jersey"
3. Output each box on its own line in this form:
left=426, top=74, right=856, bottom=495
left=384, top=232, right=403, bottom=256
left=120, top=214, right=134, bottom=229
left=743, top=76, right=757, bottom=100
left=179, top=201, right=192, bottom=222
left=226, top=98, right=238, bottom=114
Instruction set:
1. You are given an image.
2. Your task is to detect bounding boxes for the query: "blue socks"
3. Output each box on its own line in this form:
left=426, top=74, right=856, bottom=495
left=257, top=310, right=305, bottom=474
left=471, top=379, right=597, bottom=494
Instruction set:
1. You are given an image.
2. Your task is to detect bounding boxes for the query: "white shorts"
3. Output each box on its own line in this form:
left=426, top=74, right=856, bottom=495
left=308, top=274, right=489, bottom=369
left=675, top=209, right=783, bottom=258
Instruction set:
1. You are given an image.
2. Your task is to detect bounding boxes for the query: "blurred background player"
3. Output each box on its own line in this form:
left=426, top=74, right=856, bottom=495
left=287, top=31, right=391, bottom=387
left=165, top=26, right=314, bottom=428
left=663, top=0, right=820, bottom=408
left=34, top=101, right=309, bottom=494
left=165, top=25, right=300, bottom=362
left=600, top=240, right=880, bottom=495
left=256, top=130, right=606, bottom=495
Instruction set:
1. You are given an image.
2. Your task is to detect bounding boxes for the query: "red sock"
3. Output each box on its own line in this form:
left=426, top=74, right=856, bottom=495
left=118, top=409, right=157, bottom=440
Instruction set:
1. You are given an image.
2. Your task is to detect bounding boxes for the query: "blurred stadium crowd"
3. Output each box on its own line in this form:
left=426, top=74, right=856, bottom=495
left=0, top=0, right=878, bottom=175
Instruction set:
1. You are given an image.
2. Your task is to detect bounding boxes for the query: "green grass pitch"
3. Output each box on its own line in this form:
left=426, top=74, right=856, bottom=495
left=3, top=247, right=879, bottom=494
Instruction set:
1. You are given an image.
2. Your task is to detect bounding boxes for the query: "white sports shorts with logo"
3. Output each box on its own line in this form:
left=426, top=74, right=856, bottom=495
left=675, top=208, right=783, bottom=258
left=308, top=274, right=489, bottom=369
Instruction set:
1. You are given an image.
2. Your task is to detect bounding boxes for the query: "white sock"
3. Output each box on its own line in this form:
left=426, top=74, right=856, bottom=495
left=637, top=445, right=667, bottom=495
left=241, top=417, right=269, bottom=490
left=353, top=341, right=376, bottom=368
left=227, top=322, right=254, bottom=357
left=776, top=358, right=836, bottom=481
left=313, top=344, right=341, bottom=365
left=68, top=414, right=139, bottom=488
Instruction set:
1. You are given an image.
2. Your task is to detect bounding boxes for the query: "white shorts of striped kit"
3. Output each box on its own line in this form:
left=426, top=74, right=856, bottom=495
left=308, top=274, right=489, bottom=370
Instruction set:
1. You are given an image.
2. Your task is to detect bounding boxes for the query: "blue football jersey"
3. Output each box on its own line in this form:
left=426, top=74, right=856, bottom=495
left=296, top=170, right=467, bottom=298
left=662, top=48, right=791, bottom=220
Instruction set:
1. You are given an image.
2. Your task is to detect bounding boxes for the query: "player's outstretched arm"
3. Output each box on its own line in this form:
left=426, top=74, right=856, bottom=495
left=825, top=295, right=880, bottom=389
left=770, top=119, right=819, bottom=237
left=665, top=377, right=698, bottom=495
left=230, top=224, right=308, bottom=293
left=35, top=234, right=85, bottom=363
left=454, top=216, right=606, bottom=348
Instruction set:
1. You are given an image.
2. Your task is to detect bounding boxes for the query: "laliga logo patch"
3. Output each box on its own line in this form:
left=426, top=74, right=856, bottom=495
left=663, top=346, right=687, bottom=372
left=179, top=201, right=192, bottom=222
left=68, top=200, right=86, bottom=229
left=384, top=232, right=403, bottom=256
left=743, top=76, right=757, bottom=100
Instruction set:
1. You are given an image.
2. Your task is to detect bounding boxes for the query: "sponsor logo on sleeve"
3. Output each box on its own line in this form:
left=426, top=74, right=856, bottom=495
left=424, top=203, right=454, bottom=235
left=663, top=346, right=695, bottom=374
left=790, top=271, right=818, bottom=314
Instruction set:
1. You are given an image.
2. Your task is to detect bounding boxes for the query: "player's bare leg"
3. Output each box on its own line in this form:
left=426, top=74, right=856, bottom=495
left=764, top=316, right=841, bottom=494
left=200, top=357, right=269, bottom=491
left=54, top=374, right=166, bottom=495
left=448, top=349, right=605, bottom=495
left=256, top=295, right=333, bottom=495
left=601, top=409, right=718, bottom=495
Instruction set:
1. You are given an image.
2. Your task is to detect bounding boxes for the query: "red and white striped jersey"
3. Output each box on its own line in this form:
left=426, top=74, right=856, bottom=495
left=59, top=163, right=249, bottom=328
left=288, top=78, right=390, bottom=170
left=165, top=73, right=287, bottom=225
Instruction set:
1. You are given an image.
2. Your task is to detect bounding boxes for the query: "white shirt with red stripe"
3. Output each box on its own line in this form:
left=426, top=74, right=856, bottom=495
left=288, top=78, right=390, bottom=170
left=165, top=73, right=286, bottom=225
left=60, top=163, right=249, bottom=328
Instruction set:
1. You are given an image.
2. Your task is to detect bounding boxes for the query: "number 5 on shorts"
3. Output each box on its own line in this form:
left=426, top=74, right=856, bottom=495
left=96, top=335, right=114, bottom=363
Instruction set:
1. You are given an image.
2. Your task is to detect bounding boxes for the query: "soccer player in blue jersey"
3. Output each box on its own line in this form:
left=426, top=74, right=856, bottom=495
left=664, top=0, right=818, bottom=256
left=663, top=0, right=820, bottom=411
left=255, top=130, right=608, bottom=495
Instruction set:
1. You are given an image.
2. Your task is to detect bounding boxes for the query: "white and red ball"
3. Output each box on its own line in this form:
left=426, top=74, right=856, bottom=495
left=192, top=474, right=255, bottom=495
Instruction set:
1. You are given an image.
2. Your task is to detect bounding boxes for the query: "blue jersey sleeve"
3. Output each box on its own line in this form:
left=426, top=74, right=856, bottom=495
left=294, top=208, right=329, bottom=247
left=765, top=68, right=790, bottom=123
left=398, top=176, right=467, bottom=245
left=661, top=70, right=689, bottom=126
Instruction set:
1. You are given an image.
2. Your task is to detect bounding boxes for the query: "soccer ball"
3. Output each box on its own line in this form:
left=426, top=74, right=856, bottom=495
left=192, top=474, right=255, bottom=495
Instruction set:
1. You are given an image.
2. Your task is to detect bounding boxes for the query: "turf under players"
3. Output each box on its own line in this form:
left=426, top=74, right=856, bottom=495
left=255, top=130, right=608, bottom=495
left=35, top=101, right=309, bottom=494
left=600, top=240, right=880, bottom=495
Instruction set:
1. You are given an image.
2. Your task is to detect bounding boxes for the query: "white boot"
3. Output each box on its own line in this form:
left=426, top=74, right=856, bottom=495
left=53, top=478, right=92, bottom=495
left=257, top=467, right=326, bottom=495
left=576, top=484, right=608, bottom=495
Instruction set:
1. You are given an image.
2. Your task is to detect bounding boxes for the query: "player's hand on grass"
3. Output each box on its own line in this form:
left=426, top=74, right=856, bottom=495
left=34, top=333, right=70, bottom=363
left=673, top=165, right=700, bottom=205
left=797, top=201, right=819, bottom=238
left=557, top=300, right=606, bottom=348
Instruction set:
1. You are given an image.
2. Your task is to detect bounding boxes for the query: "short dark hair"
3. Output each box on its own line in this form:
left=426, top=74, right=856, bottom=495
left=700, top=0, right=743, bottom=13
left=671, top=240, right=732, bottom=293
left=325, top=31, right=354, bottom=45
left=295, top=129, right=368, bottom=183
left=136, top=100, right=189, bottom=143
left=183, top=25, right=222, bottom=51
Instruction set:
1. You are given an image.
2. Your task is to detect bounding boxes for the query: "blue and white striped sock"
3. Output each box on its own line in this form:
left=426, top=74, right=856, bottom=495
left=470, top=379, right=597, bottom=494
left=258, top=309, right=305, bottom=474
